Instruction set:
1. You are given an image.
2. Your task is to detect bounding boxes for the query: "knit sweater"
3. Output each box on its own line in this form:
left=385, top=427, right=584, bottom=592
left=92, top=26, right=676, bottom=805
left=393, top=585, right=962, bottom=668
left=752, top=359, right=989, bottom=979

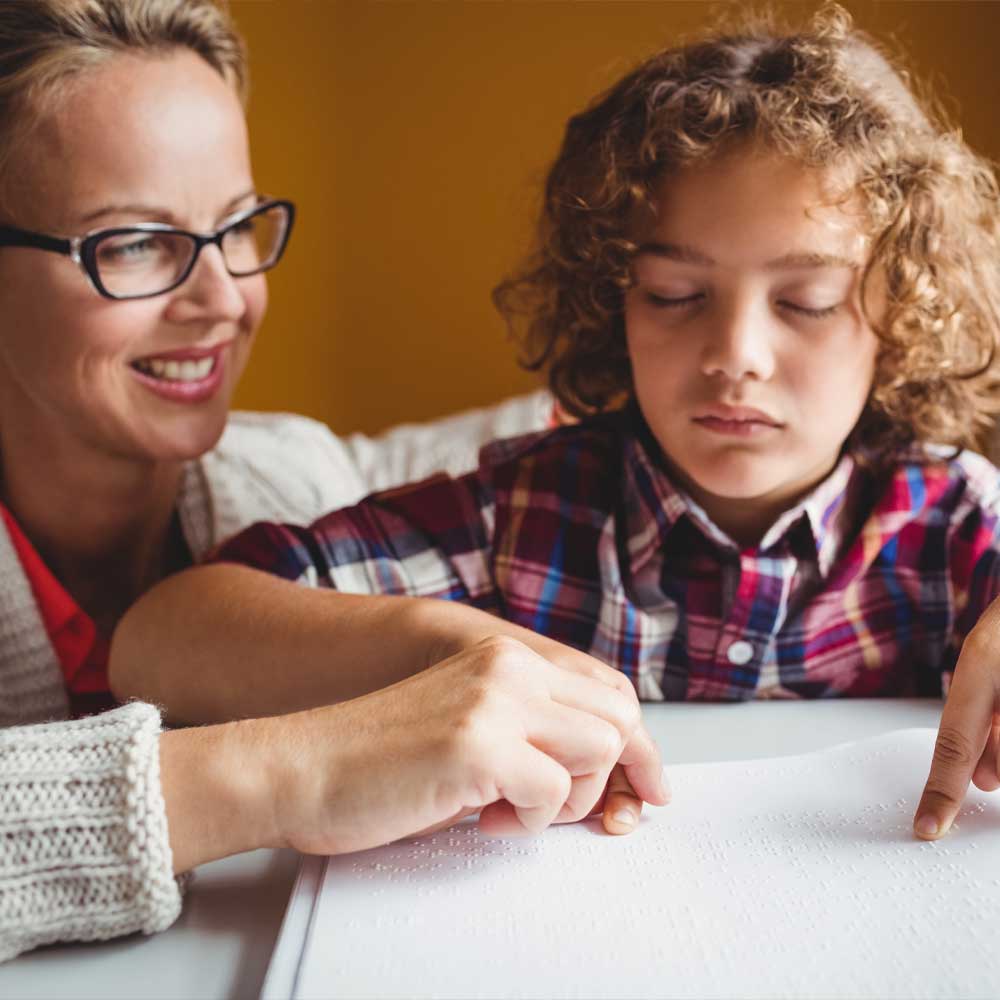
left=0, top=395, right=550, bottom=963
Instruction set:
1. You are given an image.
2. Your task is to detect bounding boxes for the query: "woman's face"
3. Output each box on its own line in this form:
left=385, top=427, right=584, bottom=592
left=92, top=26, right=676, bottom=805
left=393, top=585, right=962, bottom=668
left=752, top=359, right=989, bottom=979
left=0, top=48, right=266, bottom=464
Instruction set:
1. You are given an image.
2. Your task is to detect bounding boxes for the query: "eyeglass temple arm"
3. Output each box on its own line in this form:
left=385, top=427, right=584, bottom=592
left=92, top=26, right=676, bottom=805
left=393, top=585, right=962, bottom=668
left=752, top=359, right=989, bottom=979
left=0, top=226, right=71, bottom=254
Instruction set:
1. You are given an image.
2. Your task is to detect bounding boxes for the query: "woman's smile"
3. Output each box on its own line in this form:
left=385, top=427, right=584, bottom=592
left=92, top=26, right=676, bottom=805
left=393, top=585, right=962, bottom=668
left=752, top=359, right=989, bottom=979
left=129, top=338, right=234, bottom=404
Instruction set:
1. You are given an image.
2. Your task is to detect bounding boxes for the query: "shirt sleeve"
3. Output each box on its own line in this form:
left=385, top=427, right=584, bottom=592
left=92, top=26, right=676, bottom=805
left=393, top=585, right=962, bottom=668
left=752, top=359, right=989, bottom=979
left=0, top=702, right=182, bottom=962
left=210, top=471, right=500, bottom=611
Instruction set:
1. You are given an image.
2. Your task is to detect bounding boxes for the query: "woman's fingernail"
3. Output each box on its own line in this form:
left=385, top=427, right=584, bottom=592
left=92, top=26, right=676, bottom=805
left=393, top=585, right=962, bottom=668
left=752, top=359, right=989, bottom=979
left=612, top=809, right=636, bottom=827
left=915, top=814, right=939, bottom=838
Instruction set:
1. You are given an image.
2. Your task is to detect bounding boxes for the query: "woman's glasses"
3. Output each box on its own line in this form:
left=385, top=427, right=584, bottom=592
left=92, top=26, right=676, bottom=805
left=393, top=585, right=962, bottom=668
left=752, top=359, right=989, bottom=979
left=0, top=198, right=295, bottom=300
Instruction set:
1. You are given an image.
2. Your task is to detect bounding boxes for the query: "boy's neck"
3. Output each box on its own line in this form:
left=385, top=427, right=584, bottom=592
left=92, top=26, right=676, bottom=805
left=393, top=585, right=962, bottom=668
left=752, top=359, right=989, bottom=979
left=695, top=500, right=783, bottom=549
left=659, top=451, right=842, bottom=550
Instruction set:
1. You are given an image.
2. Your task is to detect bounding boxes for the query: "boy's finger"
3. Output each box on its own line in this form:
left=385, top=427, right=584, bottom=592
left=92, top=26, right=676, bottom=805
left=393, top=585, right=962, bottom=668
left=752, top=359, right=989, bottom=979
left=914, top=658, right=994, bottom=840
left=601, top=764, right=644, bottom=835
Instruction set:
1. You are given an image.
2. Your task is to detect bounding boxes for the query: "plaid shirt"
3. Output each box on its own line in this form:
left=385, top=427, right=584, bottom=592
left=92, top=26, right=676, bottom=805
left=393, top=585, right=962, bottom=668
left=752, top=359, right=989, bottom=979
left=213, top=411, right=1000, bottom=701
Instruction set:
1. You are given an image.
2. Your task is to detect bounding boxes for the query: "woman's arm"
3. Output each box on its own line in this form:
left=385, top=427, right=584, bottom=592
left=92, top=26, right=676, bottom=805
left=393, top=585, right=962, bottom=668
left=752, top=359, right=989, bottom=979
left=110, top=564, right=617, bottom=724
left=0, top=704, right=181, bottom=962
left=2, top=642, right=665, bottom=962
left=110, top=564, right=488, bottom=722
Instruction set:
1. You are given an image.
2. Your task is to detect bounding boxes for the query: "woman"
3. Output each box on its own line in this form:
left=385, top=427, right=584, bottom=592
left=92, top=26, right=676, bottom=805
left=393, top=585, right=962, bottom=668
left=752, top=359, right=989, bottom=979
left=0, top=0, right=662, bottom=963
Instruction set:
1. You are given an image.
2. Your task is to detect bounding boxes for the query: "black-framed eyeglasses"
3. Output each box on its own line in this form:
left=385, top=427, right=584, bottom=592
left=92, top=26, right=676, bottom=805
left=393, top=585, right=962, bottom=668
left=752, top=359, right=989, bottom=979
left=0, top=198, right=295, bottom=300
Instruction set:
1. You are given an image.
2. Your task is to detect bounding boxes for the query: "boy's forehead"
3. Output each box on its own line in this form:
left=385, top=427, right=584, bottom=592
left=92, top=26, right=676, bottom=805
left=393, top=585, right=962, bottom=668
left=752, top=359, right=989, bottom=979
left=638, top=150, right=868, bottom=268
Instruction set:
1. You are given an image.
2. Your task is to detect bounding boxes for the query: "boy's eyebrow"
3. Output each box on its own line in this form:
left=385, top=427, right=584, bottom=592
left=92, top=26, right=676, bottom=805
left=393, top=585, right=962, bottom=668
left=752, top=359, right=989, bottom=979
left=635, top=242, right=860, bottom=270
left=764, top=251, right=861, bottom=271
left=636, top=242, right=714, bottom=265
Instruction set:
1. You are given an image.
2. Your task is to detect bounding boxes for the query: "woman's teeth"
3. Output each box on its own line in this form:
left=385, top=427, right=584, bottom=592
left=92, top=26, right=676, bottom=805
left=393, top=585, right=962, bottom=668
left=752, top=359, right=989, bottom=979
left=133, top=357, right=215, bottom=382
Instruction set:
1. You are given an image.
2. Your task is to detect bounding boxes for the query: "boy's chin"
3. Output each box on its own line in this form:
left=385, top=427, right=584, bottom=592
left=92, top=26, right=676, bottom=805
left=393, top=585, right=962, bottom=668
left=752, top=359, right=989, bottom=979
left=657, top=443, right=827, bottom=508
left=688, top=462, right=829, bottom=509
left=683, top=460, right=806, bottom=504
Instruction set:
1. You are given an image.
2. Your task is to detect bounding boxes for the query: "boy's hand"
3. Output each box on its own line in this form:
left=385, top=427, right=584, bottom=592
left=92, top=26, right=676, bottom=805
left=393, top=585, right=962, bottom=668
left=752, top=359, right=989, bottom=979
left=914, top=597, right=1000, bottom=840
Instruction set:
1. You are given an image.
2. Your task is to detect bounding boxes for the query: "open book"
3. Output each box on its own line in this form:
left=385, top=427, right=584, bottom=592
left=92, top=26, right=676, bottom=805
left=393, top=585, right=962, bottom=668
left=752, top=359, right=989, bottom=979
left=263, top=729, right=1000, bottom=999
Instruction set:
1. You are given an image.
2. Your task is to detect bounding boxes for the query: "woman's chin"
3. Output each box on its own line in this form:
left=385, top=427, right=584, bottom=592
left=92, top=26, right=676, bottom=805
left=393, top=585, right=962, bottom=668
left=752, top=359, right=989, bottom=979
left=135, top=411, right=231, bottom=464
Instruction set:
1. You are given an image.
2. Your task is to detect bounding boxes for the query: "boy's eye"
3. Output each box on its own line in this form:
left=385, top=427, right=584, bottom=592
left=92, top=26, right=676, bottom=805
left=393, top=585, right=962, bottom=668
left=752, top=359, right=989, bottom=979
left=645, top=291, right=704, bottom=309
left=779, top=300, right=840, bottom=319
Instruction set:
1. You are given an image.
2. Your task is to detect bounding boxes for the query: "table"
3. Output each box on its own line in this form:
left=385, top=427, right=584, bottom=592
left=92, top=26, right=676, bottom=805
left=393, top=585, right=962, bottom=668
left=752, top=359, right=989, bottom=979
left=0, top=699, right=945, bottom=999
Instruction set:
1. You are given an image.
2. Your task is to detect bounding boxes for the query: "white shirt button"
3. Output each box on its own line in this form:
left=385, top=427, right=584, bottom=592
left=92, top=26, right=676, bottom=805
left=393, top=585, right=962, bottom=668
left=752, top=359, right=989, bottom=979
left=726, top=640, right=754, bottom=666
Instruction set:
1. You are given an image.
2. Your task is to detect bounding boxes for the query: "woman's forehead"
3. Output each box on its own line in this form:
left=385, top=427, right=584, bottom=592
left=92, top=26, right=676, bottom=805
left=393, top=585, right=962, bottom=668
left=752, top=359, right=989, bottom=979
left=5, top=48, right=251, bottom=232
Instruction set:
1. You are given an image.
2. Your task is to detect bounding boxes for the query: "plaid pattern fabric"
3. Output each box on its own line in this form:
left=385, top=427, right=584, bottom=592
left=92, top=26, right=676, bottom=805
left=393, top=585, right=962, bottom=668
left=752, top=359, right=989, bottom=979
left=213, top=411, right=1000, bottom=701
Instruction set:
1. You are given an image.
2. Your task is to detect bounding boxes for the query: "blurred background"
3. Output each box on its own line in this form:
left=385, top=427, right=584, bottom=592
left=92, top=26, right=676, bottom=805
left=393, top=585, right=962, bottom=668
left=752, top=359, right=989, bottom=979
left=228, top=0, right=1000, bottom=436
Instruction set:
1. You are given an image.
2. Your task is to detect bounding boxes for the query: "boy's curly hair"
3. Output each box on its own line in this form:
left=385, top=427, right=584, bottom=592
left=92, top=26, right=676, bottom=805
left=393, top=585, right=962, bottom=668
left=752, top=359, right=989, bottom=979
left=493, top=4, right=1000, bottom=458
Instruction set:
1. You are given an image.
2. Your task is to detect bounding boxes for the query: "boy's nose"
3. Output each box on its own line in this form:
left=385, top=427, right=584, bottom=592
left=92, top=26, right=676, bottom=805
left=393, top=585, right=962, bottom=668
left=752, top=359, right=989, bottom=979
left=700, top=300, right=776, bottom=382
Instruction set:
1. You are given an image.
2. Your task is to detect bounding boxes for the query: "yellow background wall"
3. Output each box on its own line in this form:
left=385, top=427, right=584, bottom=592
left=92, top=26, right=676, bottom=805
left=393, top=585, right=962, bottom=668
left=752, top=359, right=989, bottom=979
left=229, top=0, right=1000, bottom=436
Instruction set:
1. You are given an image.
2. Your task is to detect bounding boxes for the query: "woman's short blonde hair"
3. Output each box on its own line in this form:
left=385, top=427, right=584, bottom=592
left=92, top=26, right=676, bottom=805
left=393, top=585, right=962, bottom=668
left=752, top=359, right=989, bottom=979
left=0, top=0, right=246, bottom=196
left=494, top=3, right=1000, bottom=459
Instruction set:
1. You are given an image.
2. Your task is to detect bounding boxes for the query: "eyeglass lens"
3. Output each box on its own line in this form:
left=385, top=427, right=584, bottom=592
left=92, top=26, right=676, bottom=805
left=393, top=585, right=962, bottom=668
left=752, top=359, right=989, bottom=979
left=92, top=203, right=288, bottom=298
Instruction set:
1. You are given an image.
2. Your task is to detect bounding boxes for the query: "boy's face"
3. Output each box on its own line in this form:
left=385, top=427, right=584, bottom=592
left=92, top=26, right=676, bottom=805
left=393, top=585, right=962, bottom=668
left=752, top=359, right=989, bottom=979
left=623, top=147, right=879, bottom=544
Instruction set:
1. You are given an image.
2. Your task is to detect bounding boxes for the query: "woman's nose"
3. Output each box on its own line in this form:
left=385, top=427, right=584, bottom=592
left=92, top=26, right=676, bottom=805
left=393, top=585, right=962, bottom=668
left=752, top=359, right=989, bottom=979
left=165, top=244, right=247, bottom=324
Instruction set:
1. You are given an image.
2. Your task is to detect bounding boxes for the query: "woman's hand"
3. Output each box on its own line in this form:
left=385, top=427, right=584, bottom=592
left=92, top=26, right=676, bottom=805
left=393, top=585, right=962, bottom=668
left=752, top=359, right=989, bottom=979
left=914, top=596, right=1000, bottom=840
left=419, top=605, right=668, bottom=833
left=160, top=635, right=668, bottom=871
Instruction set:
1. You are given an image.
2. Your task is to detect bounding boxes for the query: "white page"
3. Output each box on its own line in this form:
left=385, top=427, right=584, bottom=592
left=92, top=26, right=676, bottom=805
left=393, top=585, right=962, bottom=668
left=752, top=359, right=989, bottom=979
left=265, top=729, right=1000, bottom=1000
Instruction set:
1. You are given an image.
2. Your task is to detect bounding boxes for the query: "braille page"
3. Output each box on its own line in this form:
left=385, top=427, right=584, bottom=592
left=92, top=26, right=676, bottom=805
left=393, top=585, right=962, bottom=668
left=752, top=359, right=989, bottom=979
left=262, top=729, right=1000, bottom=1000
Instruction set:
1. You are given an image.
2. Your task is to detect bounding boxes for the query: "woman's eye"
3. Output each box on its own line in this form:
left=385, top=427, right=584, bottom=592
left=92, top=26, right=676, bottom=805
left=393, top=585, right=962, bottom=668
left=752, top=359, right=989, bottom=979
left=645, top=291, right=704, bottom=309
left=101, top=236, right=157, bottom=260
left=228, top=217, right=256, bottom=237
left=779, top=301, right=840, bottom=319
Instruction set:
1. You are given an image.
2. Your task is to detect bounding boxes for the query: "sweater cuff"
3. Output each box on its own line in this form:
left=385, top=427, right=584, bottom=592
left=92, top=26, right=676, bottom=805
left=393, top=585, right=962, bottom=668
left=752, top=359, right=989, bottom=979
left=0, top=702, right=182, bottom=961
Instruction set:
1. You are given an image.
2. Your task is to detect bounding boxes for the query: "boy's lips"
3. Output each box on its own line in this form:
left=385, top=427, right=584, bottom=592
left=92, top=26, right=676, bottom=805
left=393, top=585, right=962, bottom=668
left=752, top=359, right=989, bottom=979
left=692, top=404, right=783, bottom=437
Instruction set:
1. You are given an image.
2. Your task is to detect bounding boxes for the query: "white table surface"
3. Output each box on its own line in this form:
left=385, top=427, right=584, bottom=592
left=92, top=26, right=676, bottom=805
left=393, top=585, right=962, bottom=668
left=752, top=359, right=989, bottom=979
left=0, top=698, right=946, bottom=1000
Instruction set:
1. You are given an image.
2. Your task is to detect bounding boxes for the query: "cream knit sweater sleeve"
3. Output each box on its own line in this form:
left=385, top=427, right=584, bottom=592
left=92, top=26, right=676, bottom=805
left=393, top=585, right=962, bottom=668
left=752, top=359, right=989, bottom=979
left=0, top=702, right=182, bottom=962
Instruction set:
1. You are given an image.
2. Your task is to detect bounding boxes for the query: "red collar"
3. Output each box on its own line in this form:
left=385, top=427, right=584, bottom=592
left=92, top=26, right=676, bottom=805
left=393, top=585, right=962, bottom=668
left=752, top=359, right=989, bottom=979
left=1, top=505, right=113, bottom=715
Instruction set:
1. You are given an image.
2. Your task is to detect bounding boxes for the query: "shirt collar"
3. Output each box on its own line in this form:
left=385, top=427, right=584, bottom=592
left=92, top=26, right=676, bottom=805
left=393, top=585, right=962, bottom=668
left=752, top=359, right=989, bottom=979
left=0, top=503, right=97, bottom=685
left=620, top=409, right=861, bottom=578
